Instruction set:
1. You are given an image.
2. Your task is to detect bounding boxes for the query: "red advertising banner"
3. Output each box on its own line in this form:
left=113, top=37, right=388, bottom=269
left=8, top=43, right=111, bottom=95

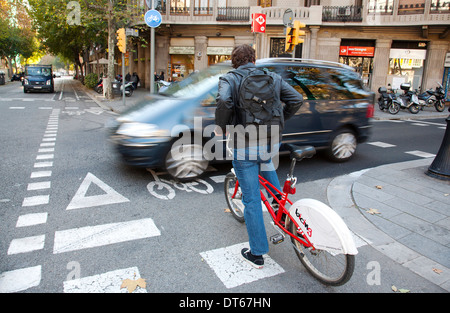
left=252, top=13, right=266, bottom=33
left=340, top=46, right=375, bottom=57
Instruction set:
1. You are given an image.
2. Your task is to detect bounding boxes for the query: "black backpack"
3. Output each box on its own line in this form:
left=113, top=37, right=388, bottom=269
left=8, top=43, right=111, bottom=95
left=233, top=68, right=280, bottom=126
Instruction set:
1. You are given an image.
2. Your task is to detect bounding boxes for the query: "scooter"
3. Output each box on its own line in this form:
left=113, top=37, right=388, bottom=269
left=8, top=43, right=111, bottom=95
left=94, top=78, right=103, bottom=94
left=388, top=83, right=420, bottom=115
left=417, top=83, right=445, bottom=112
left=435, top=83, right=447, bottom=112
left=377, top=86, right=395, bottom=111
left=112, top=80, right=135, bottom=97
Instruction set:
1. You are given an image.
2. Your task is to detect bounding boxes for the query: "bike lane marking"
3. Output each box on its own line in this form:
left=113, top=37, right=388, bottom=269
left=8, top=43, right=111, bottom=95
left=66, top=172, right=129, bottom=210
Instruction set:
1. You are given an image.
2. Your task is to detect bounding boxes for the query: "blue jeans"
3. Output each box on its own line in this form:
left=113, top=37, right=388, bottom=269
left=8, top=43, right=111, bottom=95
left=232, top=145, right=281, bottom=256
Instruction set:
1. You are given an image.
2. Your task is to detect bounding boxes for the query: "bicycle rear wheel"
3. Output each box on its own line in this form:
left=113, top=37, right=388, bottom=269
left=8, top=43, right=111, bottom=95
left=224, top=172, right=245, bottom=223
left=288, top=217, right=355, bottom=286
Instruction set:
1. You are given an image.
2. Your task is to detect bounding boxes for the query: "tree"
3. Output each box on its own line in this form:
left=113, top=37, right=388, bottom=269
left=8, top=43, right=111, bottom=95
left=27, top=0, right=141, bottom=99
left=0, top=0, right=40, bottom=77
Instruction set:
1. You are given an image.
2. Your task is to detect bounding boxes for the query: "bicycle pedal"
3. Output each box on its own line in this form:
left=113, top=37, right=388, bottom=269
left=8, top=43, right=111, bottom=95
left=270, top=233, right=285, bottom=245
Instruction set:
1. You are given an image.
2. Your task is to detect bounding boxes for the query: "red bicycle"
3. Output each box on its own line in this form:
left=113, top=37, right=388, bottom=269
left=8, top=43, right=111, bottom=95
left=224, top=144, right=357, bottom=286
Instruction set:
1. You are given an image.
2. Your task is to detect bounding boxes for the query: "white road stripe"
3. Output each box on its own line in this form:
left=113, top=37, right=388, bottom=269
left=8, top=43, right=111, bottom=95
left=200, top=242, right=285, bottom=289
left=34, top=161, right=53, bottom=167
left=63, top=267, right=146, bottom=293
left=8, top=235, right=46, bottom=255
left=405, top=150, right=436, bottom=158
left=27, top=181, right=51, bottom=191
left=0, top=266, right=42, bottom=293
left=31, top=170, right=52, bottom=178
left=22, top=195, right=49, bottom=206
left=36, top=154, right=54, bottom=160
left=53, top=218, right=161, bottom=254
left=367, top=141, right=396, bottom=148
left=16, top=213, right=48, bottom=227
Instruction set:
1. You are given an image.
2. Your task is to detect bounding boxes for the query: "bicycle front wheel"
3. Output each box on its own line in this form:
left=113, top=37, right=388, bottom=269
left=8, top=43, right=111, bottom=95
left=288, top=217, right=355, bottom=286
left=224, top=172, right=245, bottom=223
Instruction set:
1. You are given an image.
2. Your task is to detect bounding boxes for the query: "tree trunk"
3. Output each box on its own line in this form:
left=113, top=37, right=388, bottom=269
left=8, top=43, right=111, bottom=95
left=105, top=0, right=115, bottom=99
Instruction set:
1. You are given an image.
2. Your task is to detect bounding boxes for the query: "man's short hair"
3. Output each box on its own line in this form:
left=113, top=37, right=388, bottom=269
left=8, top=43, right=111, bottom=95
left=231, top=44, right=256, bottom=69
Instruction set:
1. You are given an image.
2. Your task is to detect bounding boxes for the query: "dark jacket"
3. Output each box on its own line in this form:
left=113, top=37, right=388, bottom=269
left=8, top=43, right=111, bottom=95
left=215, top=62, right=303, bottom=147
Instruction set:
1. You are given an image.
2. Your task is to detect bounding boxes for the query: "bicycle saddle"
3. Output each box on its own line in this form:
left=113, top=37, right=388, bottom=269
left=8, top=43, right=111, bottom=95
left=285, top=144, right=316, bottom=160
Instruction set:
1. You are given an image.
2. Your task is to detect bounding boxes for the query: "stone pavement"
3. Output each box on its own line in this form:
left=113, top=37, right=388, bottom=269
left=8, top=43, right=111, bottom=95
left=81, top=82, right=450, bottom=292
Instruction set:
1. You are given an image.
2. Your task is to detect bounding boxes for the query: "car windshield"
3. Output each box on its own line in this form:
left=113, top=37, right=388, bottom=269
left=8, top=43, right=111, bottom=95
left=26, top=67, right=51, bottom=76
left=159, top=63, right=231, bottom=98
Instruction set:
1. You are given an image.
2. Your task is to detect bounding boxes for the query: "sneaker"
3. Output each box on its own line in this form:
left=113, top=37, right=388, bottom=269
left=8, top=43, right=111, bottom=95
left=241, top=248, right=264, bottom=269
left=271, top=194, right=282, bottom=209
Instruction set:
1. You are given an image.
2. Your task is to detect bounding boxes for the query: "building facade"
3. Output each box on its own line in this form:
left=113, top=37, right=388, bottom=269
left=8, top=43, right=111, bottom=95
left=124, top=0, right=450, bottom=97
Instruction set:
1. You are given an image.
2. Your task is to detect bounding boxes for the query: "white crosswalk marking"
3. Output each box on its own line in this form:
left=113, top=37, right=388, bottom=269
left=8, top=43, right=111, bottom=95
left=53, top=218, right=161, bottom=254
left=0, top=266, right=42, bottom=293
left=200, top=242, right=285, bottom=289
left=63, top=267, right=146, bottom=293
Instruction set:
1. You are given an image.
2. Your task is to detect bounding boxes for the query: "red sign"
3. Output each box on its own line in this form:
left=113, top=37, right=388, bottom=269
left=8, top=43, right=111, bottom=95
left=340, top=46, right=375, bottom=57
left=252, top=13, right=266, bottom=33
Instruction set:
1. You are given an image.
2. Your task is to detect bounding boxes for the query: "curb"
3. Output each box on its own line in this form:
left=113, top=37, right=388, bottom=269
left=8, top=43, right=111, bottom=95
left=327, top=160, right=450, bottom=292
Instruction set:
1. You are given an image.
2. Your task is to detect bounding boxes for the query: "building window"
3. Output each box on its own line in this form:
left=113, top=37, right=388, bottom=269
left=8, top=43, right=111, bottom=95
left=194, top=0, right=213, bottom=15
left=431, top=0, right=450, bottom=12
left=368, top=0, right=393, bottom=14
left=154, top=0, right=167, bottom=13
left=170, top=0, right=190, bottom=15
left=398, top=0, right=425, bottom=15
left=305, top=0, right=321, bottom=7
left=258, top=0, right=272, bottom=7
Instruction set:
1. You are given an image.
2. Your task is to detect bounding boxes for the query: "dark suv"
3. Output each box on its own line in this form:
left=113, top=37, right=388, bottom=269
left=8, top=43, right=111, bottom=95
left=108, top=58, right=374, bottom=180
left=23, top=64, right=54, bottom=93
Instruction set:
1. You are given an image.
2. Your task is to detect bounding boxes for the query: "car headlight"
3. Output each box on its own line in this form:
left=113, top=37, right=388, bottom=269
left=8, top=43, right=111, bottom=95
left=46, top=79, right=52, bottom=85
left=24, top=79, right=29, bottom=85
left=116, top=122, right=170, bottom=138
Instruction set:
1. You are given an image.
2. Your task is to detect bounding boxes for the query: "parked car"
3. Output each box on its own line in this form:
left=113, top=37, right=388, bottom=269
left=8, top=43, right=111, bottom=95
left=23, top=64, right=54, bottom=93
left=108, top=58, right=374, bottom=180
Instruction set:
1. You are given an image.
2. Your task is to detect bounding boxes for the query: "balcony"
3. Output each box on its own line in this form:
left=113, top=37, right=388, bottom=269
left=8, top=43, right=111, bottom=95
left=216, top=7, right=250, bottom=22
left=129, top=2, right=449, bottom=28
left=322, top=6, right=363, bottom=22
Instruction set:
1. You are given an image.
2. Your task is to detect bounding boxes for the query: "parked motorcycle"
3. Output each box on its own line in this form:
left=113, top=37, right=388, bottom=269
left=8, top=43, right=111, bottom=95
left=388, top=83, right=420, bottom=115
left=112, top=80, right=135, bottom=97
left=94, top=78, right=103, bottom=94
left=377, top=86, right=395, bottom=111
left=417, top=83, right=446, bottom=112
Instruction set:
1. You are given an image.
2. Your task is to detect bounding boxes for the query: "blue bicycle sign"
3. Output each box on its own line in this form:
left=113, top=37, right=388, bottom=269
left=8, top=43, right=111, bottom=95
left=144, top=9, right=162, bottom=28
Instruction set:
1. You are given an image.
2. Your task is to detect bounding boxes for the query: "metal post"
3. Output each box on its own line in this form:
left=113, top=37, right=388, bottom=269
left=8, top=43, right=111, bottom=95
left=122, top=52, right=125, bottom=106
left=150, top=1, right=155, bottom=94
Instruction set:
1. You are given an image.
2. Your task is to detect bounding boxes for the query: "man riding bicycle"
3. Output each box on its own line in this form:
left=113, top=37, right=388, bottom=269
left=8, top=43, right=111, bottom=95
left=215, top=45, right=302, bottom=268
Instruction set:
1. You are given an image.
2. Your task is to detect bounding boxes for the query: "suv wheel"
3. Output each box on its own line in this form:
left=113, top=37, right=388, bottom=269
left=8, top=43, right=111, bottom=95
left=327, top=129, right=357, bottom=162
left=165, top=141, right=209, bottom=181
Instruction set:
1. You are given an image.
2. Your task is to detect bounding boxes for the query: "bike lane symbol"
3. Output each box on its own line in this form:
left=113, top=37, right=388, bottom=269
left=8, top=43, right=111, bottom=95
left=146, top=169, right=213, bottom=200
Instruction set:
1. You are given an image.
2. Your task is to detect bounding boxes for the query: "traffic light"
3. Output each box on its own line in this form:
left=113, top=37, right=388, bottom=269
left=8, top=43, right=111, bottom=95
left=293, top=21, right=306, bottom=45
left=285, top=26, right=295, bottom=53
left=116, top=28, right=126, bottom=53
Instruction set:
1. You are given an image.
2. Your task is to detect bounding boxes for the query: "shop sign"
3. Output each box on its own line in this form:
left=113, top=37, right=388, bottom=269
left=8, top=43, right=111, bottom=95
left=252, top=13, right=266, bottom=33
left=389, top=49, right=426, bottom=60
left=340, top=46, right=375, bottom=57
left=169, top=46, right=195, bottom=55
left=207, top=47, right=234, bottom=55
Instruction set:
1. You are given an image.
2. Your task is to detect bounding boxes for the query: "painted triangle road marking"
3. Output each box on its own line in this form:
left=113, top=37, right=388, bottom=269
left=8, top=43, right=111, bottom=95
left=67, top=172, right=129, bottom=210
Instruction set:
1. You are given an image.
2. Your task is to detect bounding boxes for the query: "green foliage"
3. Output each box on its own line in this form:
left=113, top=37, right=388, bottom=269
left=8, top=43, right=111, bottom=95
left=84, top=73, right=99, bottom=89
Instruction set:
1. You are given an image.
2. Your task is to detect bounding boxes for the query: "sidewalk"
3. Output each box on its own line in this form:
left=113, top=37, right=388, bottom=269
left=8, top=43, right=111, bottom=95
left=82, top=82, right=450, bottom=291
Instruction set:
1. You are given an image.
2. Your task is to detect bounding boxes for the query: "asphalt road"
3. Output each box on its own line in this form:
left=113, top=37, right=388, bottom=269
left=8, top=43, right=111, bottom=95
left=0, top=77, right=447, bottom=295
